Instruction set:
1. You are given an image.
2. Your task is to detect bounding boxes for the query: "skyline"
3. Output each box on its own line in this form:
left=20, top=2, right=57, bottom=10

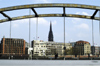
left=0, top=0, right=100, bottom=46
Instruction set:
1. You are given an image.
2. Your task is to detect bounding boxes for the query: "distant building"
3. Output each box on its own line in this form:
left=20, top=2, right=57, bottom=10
left=25, top=42, right=30, bottom=55
left=74, top=40, right=91, bottom=55
left=28, top=48, right=33, bottom=59
left=25, top=42, right=33, bottom=59
left=99, top=46, right=100, bottom=54
left=70, top=42, right=76, bottom=47
left=91, top=46, right=99, bottom=55
left=0, top=37, right=25, bottom=55
left=0, top=41, right=1, bottom=53
left=31, top=40, right=72, bottom=56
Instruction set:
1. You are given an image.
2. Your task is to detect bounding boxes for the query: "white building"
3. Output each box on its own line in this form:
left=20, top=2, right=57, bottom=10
left=31, top=40, right=72, bottom=56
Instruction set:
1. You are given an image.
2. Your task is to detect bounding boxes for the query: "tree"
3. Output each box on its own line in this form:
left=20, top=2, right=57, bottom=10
left=51, top=48, right=57, bottom=55
left=65, top=47, right=80, bottom=55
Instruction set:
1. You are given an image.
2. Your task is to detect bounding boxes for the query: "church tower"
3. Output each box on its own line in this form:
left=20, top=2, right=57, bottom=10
left=48, top=22, right=54, bottom=41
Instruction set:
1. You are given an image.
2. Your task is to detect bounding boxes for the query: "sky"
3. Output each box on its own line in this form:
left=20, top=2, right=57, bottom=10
left=0, top=0, right=100, bottom=46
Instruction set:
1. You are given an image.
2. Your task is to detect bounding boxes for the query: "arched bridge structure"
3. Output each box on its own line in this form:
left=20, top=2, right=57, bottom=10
left=0, top=3, right=100, bottom=23
left=0, top=3, right=100, bottom=60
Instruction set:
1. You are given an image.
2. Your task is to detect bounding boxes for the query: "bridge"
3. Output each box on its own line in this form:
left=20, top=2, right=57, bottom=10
left=0, top=3, right=100, bottom=60
left=0, top=3, right=100, bottom=23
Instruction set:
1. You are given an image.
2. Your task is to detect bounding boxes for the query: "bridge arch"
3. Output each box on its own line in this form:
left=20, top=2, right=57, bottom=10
left=0, top=14, right=99, bottom=23
left=0, top=3, right=100, bottom=23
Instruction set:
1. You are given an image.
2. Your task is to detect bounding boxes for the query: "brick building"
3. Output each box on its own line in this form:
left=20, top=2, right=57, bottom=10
left=0, top=37, right=25, bottom=55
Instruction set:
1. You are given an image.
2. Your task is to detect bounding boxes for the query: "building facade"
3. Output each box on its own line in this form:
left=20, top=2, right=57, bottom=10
left=74, top=40, right=91, bottom=55
left=91, top=46, right=99, bottom=55
left=25, top=42, right=30, bottom=55
left=0, top=37, right=25, bottom=55
left=70, top=42, right=76, bottom=47
left=31, top=40, right=72, bottom=56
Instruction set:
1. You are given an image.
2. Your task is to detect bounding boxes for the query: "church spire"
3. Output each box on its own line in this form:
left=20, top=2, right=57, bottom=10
left=48, top=21, right=53, bottom=41
left=50, top=22, right=52, bottom=31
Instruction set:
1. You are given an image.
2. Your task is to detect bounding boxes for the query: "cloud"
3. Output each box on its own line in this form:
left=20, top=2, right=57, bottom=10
left=76, top=12, right=80, bottom=14
left=75, top=23, right=89, bottom=30
left=34, top=0, right=50, bottom=3
left=42, top=0, right=50, bottom=3
left=52, top=20, right=57, bottom=25
left=77, top=33, right=88, bottom=38
left=31, top=18, right=57, bottom=26
left=12, top=23, right=19, bottom=28
left=72, top=12, right=89, bottom=24
left=82, top=12, right=89, bottom=15
left=33, top=18, right=49, bottom=25
left=75, top=12, right=89, bottom=15
left=12, top=18, right=57, bottom=28
left=72, top=18, right=81, bottom=24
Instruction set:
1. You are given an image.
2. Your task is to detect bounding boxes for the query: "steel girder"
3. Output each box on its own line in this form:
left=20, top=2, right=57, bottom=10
left=0, top=14, right=99, bottom=23
left=0, top=3, right=100, bottom=23
left=0, top=4, right=100, bottom=12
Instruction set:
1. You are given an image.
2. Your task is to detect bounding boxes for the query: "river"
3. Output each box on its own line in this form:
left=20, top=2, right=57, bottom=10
left=0, top=60, right=100, bottom=66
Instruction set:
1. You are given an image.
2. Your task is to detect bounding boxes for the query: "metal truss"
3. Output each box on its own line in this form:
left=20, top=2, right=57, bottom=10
left=0, top=14, right=100, bottom=23
left=0, top=3, right=100, bottom=23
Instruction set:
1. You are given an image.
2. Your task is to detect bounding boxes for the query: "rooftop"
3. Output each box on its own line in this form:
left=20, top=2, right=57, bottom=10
left=76, top=40, right=90, bottom=44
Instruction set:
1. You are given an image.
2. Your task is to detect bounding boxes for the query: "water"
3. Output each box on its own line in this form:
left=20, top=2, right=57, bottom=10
left=0, top=60, right=100, bottom=66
